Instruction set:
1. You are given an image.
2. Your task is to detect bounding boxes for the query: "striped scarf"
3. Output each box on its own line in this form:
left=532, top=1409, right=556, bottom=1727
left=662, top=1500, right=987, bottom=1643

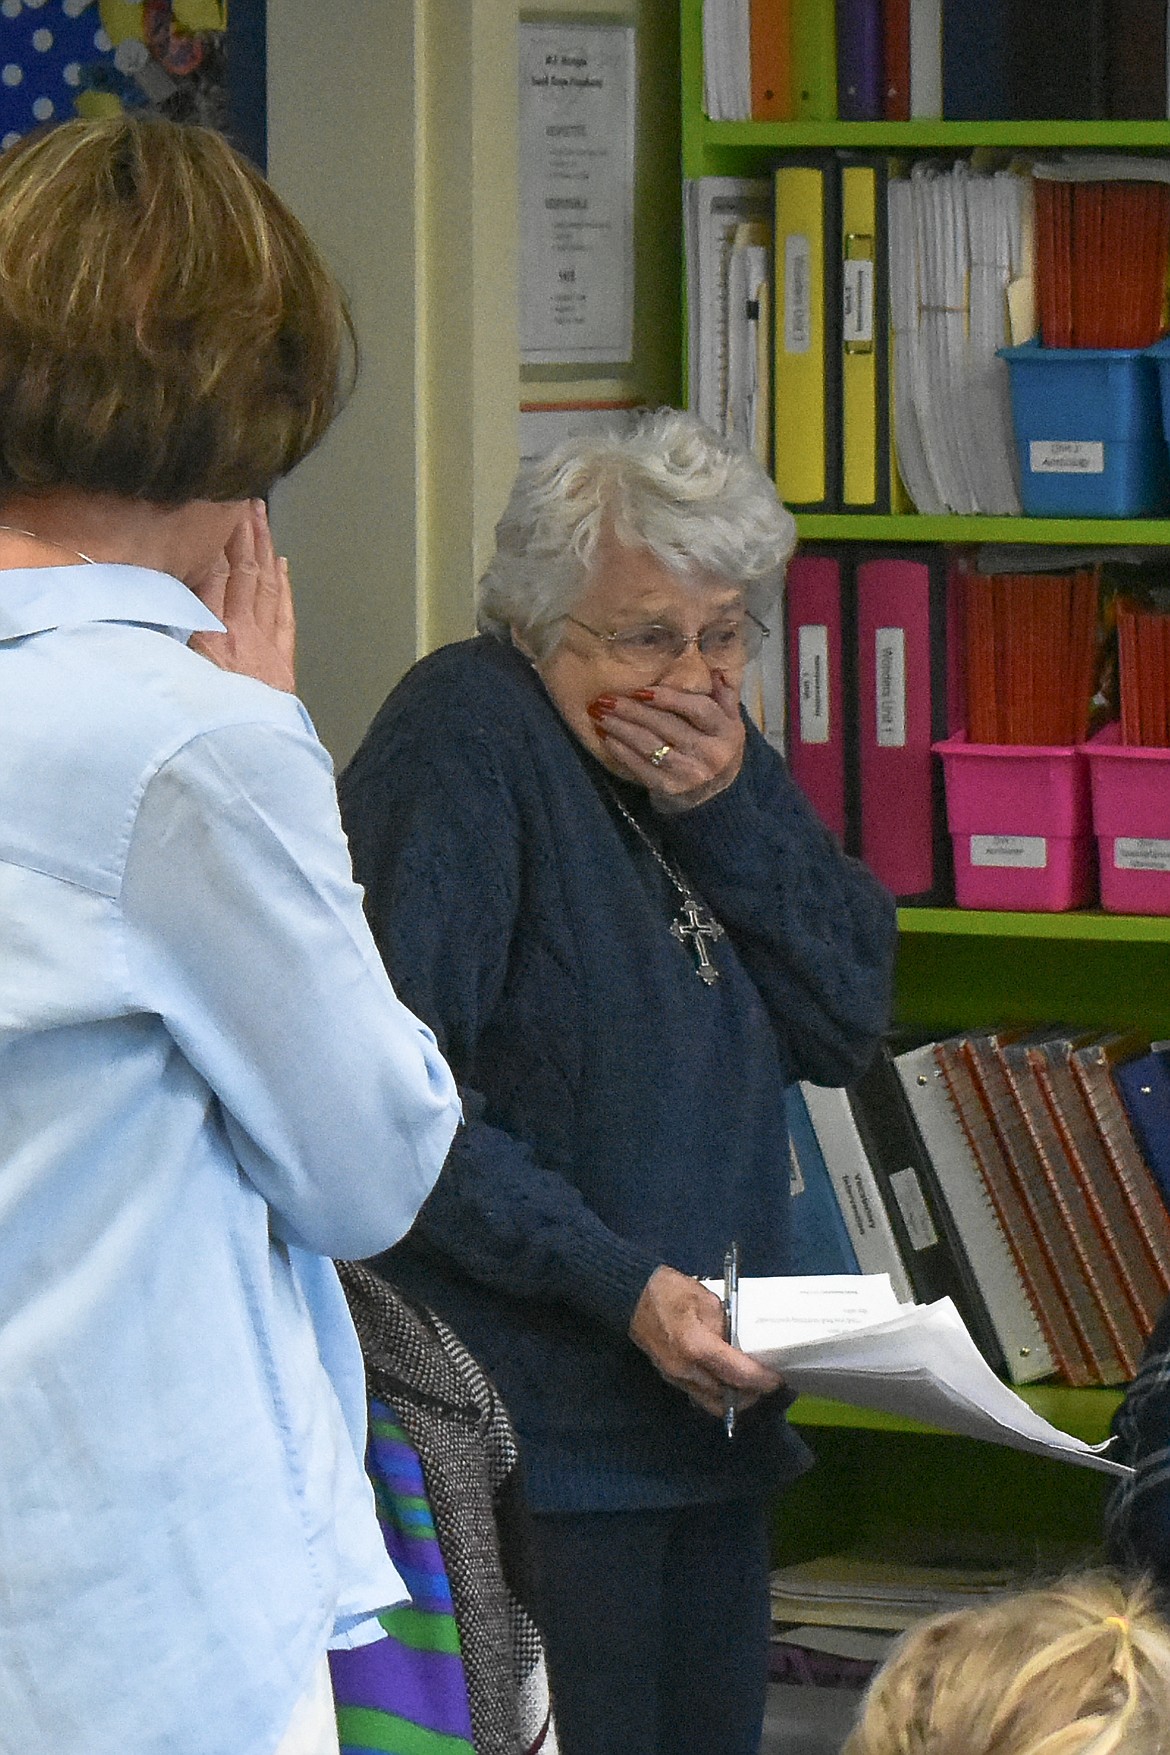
left=330, top=1399, right=476, bottom=1754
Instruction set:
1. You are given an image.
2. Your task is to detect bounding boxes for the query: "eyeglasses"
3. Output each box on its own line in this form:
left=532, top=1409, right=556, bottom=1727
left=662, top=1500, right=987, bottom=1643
left=559, top=611, right=769, bottom=669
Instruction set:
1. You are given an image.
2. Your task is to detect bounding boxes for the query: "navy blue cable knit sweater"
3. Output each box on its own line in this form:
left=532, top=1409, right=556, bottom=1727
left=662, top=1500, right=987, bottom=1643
left=339, top=635, right=897, bottom=1512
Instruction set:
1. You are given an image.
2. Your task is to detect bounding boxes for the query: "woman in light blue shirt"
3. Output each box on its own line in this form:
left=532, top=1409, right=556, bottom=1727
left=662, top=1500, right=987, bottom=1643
left=0, top=118, right=461, bottom=1754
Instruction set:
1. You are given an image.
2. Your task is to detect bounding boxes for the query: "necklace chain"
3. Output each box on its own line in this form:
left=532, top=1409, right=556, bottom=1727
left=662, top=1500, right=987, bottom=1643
left=603, top=783, right=725, bottom=985
left=605, top=787, right=695, bottom=901
left=0, top=525, right=95, bottom=566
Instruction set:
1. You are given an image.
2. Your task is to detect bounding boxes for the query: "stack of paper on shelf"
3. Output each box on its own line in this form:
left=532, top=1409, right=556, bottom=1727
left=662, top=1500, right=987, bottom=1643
left=772, top=1548, right=1028, bottom=1631
left=703, top=1272, right=1131, bottom=1474
left=770, top=1528, right=1093, bottom=1633
left=702, top=0, right=752, bottom=119
left=684, top=176, right=772, bottom=430
left=888, top=161, right=1030, bottom=515
left=724, top=218, right=773, bottom=466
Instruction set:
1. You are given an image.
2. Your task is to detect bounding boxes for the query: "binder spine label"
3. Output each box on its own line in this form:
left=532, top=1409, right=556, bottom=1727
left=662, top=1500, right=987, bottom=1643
left=1029, top=440, right=1105, bottom=475
left=1114, top=837, right=1170, bottom=872
left=787, top=1136, right=805, bottom=1196
left=874, top=627, right=907, bottom=748
left=783, top=235, right=812, bottom=353
left=889, top=1167, right=939, bottom=1252
left=970, top=835, right=1048, bottom=869
left=842, top=257, right=874, bottom=350
left=797, top=624, right=831, bottom=744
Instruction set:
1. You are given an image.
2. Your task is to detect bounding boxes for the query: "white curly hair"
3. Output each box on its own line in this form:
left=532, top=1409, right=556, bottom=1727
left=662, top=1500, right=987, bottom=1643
left=477, top=407, right=798, bottom=657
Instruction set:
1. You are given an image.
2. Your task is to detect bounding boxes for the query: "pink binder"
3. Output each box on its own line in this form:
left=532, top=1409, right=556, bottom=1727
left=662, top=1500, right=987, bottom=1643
left=785, top=549, right=853, bottom=845
left=856, top=548, right=950, bottom=900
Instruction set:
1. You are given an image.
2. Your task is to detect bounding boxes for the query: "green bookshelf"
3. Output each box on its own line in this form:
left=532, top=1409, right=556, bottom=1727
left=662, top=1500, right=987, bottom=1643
left=798, top=514, right=1170, bottom=543
left=793, top=1385, right=1120, bottom=1444
left=679, top=0, right=1170, bottom=1570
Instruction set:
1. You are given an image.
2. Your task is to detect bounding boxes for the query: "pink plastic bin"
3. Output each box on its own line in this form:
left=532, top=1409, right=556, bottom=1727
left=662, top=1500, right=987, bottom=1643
left=933, top=735, right=1095, bottom=911
left=1084, top=722, right=1170, bottom=914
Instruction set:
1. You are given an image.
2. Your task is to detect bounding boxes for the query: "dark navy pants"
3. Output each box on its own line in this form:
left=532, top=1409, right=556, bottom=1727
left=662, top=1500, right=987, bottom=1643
left=526, top=1496, right=773, bottom=1755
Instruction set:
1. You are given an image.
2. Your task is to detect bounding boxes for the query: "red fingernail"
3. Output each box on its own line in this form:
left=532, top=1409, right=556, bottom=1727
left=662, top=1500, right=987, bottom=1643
left=594, top=725, right=609, bottom=740
left=586, top=702, right=611, bottom=721
left=589, top=695, right=618, bottom=712
left=631, top=689, right=656, bottom=701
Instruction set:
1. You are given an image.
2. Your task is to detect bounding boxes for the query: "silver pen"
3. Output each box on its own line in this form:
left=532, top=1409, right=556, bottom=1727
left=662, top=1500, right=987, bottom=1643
left=722, top=1240, right=739, bottom=1440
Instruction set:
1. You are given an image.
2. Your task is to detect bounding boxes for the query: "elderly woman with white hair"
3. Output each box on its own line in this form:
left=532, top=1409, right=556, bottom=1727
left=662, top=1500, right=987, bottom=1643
left=338, top=409, right=897, bottom=1755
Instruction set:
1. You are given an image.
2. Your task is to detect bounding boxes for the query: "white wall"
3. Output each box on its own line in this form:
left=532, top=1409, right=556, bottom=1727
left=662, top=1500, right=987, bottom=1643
left=265, top=0, right=677, bottom=766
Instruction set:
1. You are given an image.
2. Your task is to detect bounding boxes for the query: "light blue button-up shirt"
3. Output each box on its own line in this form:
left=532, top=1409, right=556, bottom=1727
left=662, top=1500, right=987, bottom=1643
left=0, top=562, right=461, bottom=1754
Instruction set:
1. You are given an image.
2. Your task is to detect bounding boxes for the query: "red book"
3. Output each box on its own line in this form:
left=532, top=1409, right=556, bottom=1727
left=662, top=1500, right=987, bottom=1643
left=883, top=0, right=910, bottom=119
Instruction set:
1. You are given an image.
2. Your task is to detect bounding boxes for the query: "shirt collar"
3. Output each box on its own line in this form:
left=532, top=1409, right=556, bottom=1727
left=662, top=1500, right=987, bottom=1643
left=0, top=561, right=225, bottom=642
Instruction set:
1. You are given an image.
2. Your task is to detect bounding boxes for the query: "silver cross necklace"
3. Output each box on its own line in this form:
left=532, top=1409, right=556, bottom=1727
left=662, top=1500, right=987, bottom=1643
left=604, top=785, right=725, bottom=985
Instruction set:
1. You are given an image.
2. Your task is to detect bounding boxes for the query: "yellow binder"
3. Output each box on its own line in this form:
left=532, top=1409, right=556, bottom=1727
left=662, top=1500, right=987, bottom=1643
left=839, top=154, right=892, bottom=512
left=840, top=160, right=878, bottom=508
left=773, top=154, right=838, bottom=510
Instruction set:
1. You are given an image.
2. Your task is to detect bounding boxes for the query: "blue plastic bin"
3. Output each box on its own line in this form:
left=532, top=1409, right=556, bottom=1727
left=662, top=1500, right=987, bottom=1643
left=998, top=340, right=1170, bottom=517
left=1146, top=337, right=1170, bottom=450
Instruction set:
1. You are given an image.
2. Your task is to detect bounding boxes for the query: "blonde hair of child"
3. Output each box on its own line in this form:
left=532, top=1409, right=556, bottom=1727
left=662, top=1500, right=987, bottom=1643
left=842, top=1573, right=1170, bottom=1755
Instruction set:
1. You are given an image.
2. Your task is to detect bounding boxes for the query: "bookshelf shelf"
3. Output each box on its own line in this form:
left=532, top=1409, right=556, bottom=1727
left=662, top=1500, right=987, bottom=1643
left=699, top=120, right=1170, bottom=152
left=797, top=514, right=1170, bottom=544
left=680, top=0, right=1163, bottom=1573
left=793, top=1387, right=1122, bottom=1446
left=685, top=119, right=1170, bottom=177
left=678, top=0, right=1170, bottom=177
left=898, top=908, right=1170, bottom=944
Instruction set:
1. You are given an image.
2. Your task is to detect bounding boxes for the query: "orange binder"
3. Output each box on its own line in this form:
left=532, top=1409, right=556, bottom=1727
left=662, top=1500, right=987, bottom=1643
left=750, top=0, right=793, bottom=120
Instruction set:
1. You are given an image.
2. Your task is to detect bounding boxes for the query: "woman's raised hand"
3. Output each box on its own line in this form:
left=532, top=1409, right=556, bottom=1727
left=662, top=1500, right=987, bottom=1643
left=188, top=500, right=296, bottom=693
left=589, top=669, right=745, bottom=811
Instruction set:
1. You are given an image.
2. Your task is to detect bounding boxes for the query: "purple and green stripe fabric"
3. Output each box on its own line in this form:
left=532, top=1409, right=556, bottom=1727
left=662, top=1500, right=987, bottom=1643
left=329, top=1400, right=475, bottom=1755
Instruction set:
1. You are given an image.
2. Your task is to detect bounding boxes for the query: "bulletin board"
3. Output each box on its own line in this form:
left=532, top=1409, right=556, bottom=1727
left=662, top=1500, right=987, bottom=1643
left=0, top=0, right=265, bottom=166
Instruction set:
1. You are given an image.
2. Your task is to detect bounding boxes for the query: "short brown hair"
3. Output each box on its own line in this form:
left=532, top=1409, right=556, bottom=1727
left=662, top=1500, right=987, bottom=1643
left=0, top=116, right=355, bottom=503
left=843, top=1573, right=1170, bottom=1755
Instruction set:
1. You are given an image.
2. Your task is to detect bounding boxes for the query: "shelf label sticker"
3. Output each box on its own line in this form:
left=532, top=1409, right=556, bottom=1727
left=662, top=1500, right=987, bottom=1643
left=1114, top=837, right=1170, bottom=872
left=875, top=627, right=906, bottom=748
left=889, top=1167, right=938, bottom=1253
left=1028, top=440, right=1105, bottom=475
left=784, top=234, right=812, bottom=354
left=969, top=835, right=1048, bottom=868
left=797, top=623, right=831, bottom=744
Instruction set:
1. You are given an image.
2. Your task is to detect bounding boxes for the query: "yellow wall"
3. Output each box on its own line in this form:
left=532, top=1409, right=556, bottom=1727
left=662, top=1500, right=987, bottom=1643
left=266, top=0, right=679, bottom=765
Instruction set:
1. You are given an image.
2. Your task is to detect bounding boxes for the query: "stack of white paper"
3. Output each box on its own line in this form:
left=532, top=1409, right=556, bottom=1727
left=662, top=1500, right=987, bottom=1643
left=684, top=177, right=771, bottom=429
left=701, top=0, right=750, bottom=121
left=888, top=162, right=1031, bottom=515
left=703, top=1274, right=1131, bottom=1478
